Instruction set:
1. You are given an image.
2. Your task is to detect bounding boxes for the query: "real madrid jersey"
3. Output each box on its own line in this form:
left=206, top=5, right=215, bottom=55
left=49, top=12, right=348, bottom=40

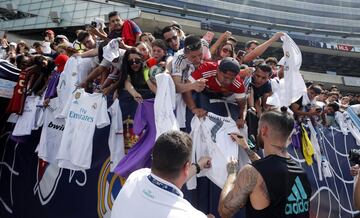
left=56, top=88, right=110, bottom=170
left=36, top=98, right=65, bottom=164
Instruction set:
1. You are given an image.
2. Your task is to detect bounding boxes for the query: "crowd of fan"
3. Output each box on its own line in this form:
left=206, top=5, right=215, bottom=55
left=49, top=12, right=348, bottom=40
left=1, top=10, right=360, bottom=218
left=0, top=11, right=358, bottom=130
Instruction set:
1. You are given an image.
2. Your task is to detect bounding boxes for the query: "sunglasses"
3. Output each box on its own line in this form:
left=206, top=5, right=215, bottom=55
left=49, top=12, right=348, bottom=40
left=165, top=35, right=178, bottom=43
left=222, top=48, right=232, bottom=53
left=128, top=59, right=142, bottom=65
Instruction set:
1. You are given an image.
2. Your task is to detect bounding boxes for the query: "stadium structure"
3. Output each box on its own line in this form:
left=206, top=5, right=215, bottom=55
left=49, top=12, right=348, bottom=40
left=0, top=0, right=360, bottom=91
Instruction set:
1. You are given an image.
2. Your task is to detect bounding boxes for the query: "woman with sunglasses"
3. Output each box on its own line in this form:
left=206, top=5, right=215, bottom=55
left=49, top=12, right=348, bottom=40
left=116, top=48, right=154, bottom=103
left=212, top=42, right=235, bottom=61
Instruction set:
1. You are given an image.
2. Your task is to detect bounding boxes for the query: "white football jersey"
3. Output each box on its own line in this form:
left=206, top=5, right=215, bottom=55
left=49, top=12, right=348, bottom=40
left=36, top=98, right=65, bottom=164
left=56, top=89, right=110, bottom=170
left=12, top=96, right=41, bottom=136
left=188, top=112, right=250, bottom=189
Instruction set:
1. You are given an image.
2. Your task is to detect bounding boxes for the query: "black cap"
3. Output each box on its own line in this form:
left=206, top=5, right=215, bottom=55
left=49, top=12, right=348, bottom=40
left=219, top=57, right=240, bottom=74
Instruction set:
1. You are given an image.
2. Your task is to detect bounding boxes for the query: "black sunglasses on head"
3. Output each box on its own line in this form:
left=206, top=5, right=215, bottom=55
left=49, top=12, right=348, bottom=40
left=256, top=63, right=272, bottom=73
left=184, top=40, right=202, bottom=52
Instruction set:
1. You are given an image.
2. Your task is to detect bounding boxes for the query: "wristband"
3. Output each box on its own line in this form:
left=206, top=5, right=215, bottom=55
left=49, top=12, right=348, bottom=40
left=192, top=163, right=201, bottom=174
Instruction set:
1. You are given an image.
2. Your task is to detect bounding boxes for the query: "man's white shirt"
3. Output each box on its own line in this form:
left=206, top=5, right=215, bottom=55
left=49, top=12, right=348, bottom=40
left=111, top=168, right=207, bottom=218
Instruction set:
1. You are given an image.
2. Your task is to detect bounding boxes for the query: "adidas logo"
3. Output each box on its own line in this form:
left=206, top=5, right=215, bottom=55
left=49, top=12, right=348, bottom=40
left=285, top=176, right=309, bottom=215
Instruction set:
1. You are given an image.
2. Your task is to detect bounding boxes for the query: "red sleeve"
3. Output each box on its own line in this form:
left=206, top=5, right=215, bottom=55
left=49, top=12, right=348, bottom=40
left=233, top=75, right=245, bottom=93
left=190, top=61, right=218, bottom=81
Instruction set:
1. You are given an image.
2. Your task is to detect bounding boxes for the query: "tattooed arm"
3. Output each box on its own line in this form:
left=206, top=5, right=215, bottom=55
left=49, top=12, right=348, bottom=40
left=219, top=163, right=259, bottom=218
left=229, top=133, right=260, bottom=162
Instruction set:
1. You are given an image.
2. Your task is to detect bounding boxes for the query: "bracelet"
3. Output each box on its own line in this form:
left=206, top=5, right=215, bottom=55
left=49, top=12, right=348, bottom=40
left=192, top=163, right=201, bottom=174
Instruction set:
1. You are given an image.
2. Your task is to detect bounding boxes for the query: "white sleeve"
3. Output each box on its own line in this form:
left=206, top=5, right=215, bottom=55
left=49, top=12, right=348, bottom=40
left=171, top=53, right=185, bottom=77
left=188, top=76, right=196, bottom=83
left=96, top=97, right=110, bottom=128
left=58, top=92, right=73, bottom=119
left=234, top=93, right=246, bottom=99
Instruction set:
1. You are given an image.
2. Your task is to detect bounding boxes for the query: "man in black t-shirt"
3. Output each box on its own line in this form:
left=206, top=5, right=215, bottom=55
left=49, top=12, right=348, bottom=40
left=246, top=62, right=272, bottom=140
left=248, top=62, right=272, bottom=114
left=219, top=109, right=312, bottom=218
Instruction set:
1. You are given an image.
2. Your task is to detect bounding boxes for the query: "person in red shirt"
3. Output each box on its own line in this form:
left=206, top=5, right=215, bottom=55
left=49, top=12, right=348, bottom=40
left=183, top=57, right=247, bottom=128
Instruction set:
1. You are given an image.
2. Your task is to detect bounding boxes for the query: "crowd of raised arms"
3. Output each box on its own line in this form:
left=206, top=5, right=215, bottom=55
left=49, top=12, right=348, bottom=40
left=1, top=10, right=359, bottom=218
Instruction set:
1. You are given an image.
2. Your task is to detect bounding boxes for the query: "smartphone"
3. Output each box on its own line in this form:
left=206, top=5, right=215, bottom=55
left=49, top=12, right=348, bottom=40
left=202, top=31, right=214, bottom=44
left=237, top=50, right=246, bottom=59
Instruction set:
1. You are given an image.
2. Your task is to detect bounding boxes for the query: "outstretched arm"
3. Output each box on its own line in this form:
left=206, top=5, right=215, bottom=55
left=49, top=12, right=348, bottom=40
left=243, top=32, right=284, bottom=63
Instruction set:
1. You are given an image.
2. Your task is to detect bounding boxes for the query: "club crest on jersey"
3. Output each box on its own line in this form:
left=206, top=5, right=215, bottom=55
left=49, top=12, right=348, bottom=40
left=75, top=92, right=81, bottom=99
left=92, top=103, right=97, bottom=110
left=285, top=51, right=290, bottom=58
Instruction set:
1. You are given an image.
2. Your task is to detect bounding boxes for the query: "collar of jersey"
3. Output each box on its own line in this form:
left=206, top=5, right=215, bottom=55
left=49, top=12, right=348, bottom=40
left=148, top=173, right=183, bottom=197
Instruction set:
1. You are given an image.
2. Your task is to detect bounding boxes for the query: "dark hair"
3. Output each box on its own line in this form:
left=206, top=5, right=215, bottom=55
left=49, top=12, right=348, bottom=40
left=305, top=81, right=313, bottom=88
left=77, top=30, right=90, bottom=44
left=308, top=84, right=322, bottom=95
left=162, top=26, right=175, bottom=36
left=260, top=109, right=295, bottom=140
left=245, top=40, right=259, bottom=49
left=349, top=99, right=360, bottom=106
left=33, top=55, right=48, bottom=66
left=50, top=42, right=57, bottom=50
left=184, top=35, right=202, bottom=53
left=16, top=42, right=30, bottom=54
left=16, top=53, right=32, bottom=70
left=327, top=102, right=340, bottom=112
left=118, top=47, right=144, bottom=91
left=219, top=42, right=235, bottom=58
left=329, top=91, right=340, bottom=99
left=108, top=11, right=119, bottom=19
left=151, top=39, right=167, bottom=53
left=33, top=42, right=42, bottom=48
left=255, top=62, right=272, bottom=75
left=151, top=131, right=192, bottom=179
left=265, top=57, right=278, bottom=65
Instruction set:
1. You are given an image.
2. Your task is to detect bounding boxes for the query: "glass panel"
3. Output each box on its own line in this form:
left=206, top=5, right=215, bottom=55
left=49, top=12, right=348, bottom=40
left=52, top=0, right=65, bottom=7
left=85, top=8, right=100, bottom=18
left=75, top=2, right=88, bottom=10
left=28, top=2, right=41, bottom=11
left=63, top=4, right=76, bottom=12
left=73, top=10, right=86, bottom=19
left=24, top=18, right=36, bottom=25
left=14, top=19, right=25, bottom=26
left=41, top=1, right=52, bottom=9
left=51, top=6, right=63, bottom=13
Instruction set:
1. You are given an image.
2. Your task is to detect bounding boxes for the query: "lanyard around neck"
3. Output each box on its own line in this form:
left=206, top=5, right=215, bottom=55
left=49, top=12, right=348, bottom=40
left=147, top=175, right=181, bottom=197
